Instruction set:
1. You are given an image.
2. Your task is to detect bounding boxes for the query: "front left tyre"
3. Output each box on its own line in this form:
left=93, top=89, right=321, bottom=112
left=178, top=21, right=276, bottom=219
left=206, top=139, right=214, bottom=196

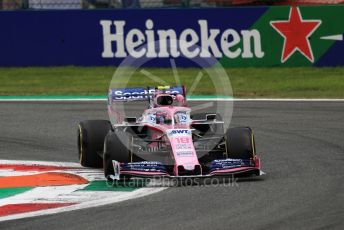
left=77, top=120, right=112, bottom=168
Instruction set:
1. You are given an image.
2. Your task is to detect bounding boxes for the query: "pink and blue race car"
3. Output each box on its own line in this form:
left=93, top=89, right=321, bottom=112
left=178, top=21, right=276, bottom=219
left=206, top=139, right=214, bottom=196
left=77, top=86, right=262, bottom=181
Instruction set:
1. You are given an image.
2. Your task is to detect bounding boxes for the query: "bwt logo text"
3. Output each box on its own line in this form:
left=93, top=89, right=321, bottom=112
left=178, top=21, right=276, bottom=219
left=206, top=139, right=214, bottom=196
left=170, top=130, right=189, bottom=135
left=100, top=19, right=265, bottom=59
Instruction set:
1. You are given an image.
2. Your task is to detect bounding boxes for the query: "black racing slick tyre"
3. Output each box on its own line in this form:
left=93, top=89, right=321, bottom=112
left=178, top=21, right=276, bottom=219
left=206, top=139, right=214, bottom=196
left=225, top=127, right=256, bottom=160
left=103, top=131, right=132, bottom=179
left=77, top=120, right=112, bottom=168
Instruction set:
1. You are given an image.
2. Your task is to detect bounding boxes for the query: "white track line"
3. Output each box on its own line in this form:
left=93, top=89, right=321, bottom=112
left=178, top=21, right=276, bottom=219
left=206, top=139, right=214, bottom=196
left=232, top=98, right=344, bottom=102
left=192, top=98, right=344, bottom=102
left=0, top=98, right=344, bottom=102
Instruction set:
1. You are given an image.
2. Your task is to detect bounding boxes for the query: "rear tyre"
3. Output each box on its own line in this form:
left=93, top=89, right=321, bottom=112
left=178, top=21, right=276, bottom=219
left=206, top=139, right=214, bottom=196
left=225, top=127, right=255, bottom=159
left=103, top=131, right=132, bottom=179
left=77, top=120, right=112, bottom=168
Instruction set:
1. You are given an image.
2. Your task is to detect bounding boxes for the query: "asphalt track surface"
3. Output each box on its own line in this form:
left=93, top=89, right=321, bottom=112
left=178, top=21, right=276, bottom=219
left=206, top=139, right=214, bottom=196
left=0, top=101, right=343, bottom=230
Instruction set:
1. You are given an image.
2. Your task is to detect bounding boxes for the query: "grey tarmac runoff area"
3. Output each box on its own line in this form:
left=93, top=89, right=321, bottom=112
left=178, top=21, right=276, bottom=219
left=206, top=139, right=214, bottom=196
left=0, top=101, right=343, bottom=230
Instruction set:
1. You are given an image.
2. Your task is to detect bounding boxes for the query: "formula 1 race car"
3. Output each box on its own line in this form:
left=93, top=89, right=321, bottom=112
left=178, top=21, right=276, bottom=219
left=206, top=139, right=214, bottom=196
left=77, top=86, right=262, bottom=180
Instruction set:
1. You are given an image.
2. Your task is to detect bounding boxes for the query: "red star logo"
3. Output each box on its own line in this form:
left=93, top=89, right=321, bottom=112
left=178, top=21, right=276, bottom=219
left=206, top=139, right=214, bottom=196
left=270, top=7, right=321, bottom=63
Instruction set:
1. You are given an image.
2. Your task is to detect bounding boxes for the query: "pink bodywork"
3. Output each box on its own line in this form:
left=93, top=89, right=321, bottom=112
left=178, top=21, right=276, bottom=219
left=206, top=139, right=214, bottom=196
left=109, top=91, right=261, bottom=177
left=141, top=106, right=201, bottom=176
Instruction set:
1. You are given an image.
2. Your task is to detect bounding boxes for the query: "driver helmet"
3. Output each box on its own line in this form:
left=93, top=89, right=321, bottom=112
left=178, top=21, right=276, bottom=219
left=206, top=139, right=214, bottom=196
left=156, top=112, right=172, bottom=125
left=156, top=112, right=165, bottom=124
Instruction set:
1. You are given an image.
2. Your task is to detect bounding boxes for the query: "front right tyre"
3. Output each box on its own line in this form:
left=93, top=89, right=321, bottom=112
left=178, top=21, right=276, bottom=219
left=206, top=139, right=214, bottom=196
left=225, top=127, right=256, bottom=160
left=103, top=131, right=132, bottom=179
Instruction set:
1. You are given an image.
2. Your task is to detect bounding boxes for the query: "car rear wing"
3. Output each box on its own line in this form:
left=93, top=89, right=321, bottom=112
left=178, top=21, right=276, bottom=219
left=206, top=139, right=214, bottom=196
left=108, top=86, right=186, bottom=103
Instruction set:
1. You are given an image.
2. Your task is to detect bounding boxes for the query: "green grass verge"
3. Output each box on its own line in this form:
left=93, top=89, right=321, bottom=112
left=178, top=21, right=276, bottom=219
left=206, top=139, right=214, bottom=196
left=0, top=66, right=343, bottom=98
